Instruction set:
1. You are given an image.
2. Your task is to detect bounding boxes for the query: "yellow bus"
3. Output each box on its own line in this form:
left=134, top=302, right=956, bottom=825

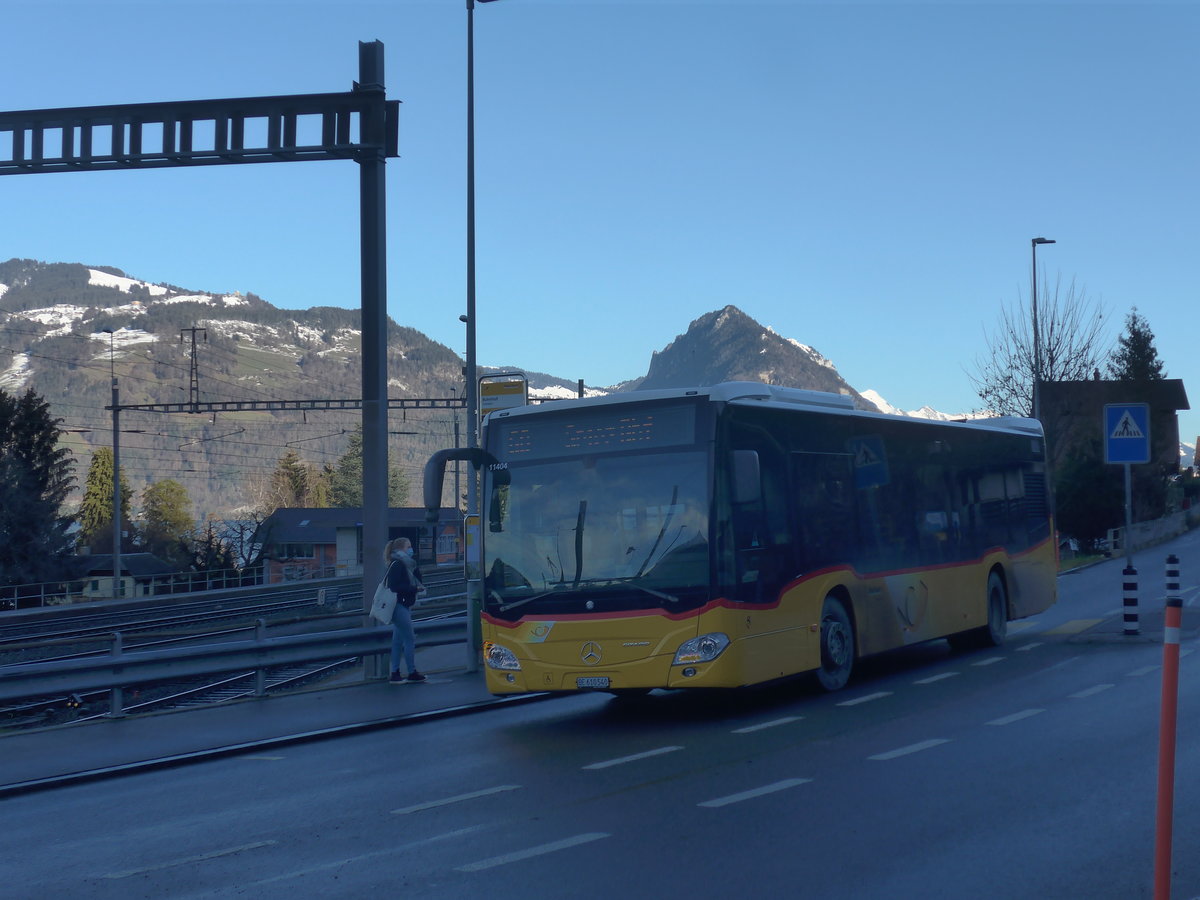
left=424, top=382, right=1056, bottom=694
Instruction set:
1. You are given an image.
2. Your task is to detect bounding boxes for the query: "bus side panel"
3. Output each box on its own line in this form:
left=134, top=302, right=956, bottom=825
left=679, top=598, right=821, bottom=687
left=1006, top=538, right=1058, bottom=619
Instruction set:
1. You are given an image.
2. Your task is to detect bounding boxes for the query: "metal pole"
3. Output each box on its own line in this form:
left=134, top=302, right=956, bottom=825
left=111, top=383, right=121, bottom=598
left=464, top=0, right=482, bottom=671
left=108, top=631, right=124, bottom=718
left=454, top=411, right=462, bottom=509
left=255, top=618, right=268, bottom=696
left=1030, top=237, right=1054, bottom=421
left=1124, top=462, right=1134, bottom=568
left=1031, top=239, right=1040, bottom=420
left=357, top=41, right=390, bottom=678
left=106, top=330, right=122, bottom=600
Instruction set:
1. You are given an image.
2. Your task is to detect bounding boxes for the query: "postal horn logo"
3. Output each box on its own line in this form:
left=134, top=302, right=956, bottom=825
left=580, top=641, right=602, bottom=665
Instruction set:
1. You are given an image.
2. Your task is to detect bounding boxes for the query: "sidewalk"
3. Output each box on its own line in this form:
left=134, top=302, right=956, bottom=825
left=1, top=642, right=524, bottom=796
left=1068, top=599, right=1199, bottom=643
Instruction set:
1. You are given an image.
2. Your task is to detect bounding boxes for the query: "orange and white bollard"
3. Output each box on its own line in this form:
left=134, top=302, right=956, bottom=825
left=1153, top=555, right=1182, bottom=900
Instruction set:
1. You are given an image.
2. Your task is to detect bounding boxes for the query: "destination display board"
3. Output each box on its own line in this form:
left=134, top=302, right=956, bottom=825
left=495, top=404, right=697, bottom=460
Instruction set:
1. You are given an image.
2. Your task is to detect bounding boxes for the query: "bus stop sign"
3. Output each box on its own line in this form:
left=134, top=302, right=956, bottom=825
left=1104, top=403, right=1151, bottom=464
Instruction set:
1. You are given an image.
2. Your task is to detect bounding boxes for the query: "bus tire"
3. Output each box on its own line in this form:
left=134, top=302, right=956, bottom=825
left=949, top=571, right=1008, bottom=650
left=981, top=571, right=1008, bottom=647
left=816, top=595, right=855, bottom=691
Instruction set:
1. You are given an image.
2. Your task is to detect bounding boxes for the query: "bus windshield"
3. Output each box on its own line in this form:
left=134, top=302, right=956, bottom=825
left=483, top=449, right=710, bottom=618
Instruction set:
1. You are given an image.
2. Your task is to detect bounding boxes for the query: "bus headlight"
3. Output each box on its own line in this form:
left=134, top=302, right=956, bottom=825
left=673, top=633, right=730, bottom=665
left=483, top=641, right=522, bottom=671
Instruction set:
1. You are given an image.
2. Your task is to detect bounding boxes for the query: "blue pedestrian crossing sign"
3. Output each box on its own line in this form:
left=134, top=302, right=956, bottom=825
left=1104, top=403, right=1151, bottom=464
left=850, top=435, right=889, bottom=488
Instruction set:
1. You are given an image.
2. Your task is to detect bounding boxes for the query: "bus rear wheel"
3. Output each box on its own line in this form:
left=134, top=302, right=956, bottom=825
left=950, top=571, right=1008, bottom=650
left=981, top=571, right=1008, bottom=647
left=816, top=595, right=855, bottom=691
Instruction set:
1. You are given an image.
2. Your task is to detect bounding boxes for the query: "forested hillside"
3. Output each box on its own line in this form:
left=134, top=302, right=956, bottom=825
left=0, top=259, right=466, bottom=519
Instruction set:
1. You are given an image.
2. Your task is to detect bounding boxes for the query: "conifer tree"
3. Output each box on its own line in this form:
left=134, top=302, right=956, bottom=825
left=140, top=479, right=195, bottom=569
left=1107, top=307, right=1166, bottom=381
left=77, top=447, right=134, bottom=552
left=265, top=449, right=332, bottom=509
left=328, top=426, right=410, bottom=508
left=0, top=389, right=75, bottom=586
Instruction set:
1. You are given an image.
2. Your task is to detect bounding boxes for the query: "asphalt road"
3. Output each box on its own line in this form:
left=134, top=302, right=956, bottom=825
left=7, top=532, right=1200, bottom=899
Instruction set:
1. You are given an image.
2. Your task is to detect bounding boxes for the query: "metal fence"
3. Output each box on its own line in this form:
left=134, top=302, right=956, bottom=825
left=0, top=617, right=467, bottom=707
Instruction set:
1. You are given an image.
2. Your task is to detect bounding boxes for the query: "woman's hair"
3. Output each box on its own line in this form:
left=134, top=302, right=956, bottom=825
left=382, top=536, right=412, bottom=564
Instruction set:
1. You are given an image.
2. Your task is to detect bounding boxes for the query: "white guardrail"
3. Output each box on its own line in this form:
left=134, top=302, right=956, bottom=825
left=0, top=617, right=467, bottom=705
left=1107, top=509, right=1200, bottom=556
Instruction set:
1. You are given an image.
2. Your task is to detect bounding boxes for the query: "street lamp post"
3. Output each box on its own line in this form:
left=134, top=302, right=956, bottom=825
left=1031, top=236, right=1055, bottom=419
left=464, top=0, right=500, bottom=670
left=101, top=328, right=121, bottom=597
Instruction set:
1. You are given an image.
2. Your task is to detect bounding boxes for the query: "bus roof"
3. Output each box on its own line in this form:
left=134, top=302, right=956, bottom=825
left=488, top=381, right=1043, bottom=438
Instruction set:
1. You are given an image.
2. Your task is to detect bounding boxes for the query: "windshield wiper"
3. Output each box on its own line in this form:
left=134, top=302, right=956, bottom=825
left=625, top=581, right=679, bottom=604
left=497, top=588, right=560, bottom=613
left=636, top=485, right=679, bottom=577
left=495, top=577, right=678, bottom=612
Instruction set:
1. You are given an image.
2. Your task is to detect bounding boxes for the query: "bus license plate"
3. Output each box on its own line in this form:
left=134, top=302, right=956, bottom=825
left=576, top=676, right=610, bottom=689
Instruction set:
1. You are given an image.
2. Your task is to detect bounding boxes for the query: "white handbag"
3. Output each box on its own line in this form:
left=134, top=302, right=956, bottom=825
left=369, top=567, right=397, bottom=625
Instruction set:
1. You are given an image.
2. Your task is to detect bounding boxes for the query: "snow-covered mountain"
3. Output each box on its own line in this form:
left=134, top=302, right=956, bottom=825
left=4, top=257, right=1190, bottom=516
left=859, top=389, right=983, bottom=422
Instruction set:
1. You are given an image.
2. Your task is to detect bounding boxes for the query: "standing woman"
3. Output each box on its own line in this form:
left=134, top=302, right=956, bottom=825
left=384, top=536, right=426, bottom=683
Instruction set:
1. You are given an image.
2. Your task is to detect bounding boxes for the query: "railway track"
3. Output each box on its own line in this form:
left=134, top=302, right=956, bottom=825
left=0, top=570, right=468, bottom=732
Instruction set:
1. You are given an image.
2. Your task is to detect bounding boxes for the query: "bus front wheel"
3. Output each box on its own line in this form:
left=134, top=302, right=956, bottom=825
left=816, top=595, right=855, bottom=691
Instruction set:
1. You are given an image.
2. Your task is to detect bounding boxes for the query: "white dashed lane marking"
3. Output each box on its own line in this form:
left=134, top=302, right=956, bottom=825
left=102, top=841, right=278, bottom=879
left=457, top=833, right=610, bottom=872
left=698, top=778, right=812, bottom=808
left=972, top=656, right=1005, bottom=667
left=1070, top=684, right=1115, bottom=699
left=914, top=672, right=959, bottom=685
left=987, top=709, right=1045, bottom=726
left=392, top=785, right=521, bottom=815
left=732, top=716, right=802, bottom=734
left=837, top=691, right=892, bottom=707
left=1016, top=642, right=1044, bottom=652
left=583, top=746, right=683, bottom=770
left=869, top=739, right=950, bottom=761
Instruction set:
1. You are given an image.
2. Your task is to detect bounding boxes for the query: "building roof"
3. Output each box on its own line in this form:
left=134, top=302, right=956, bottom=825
left=253, top=507, right=463, bottom=546
left=71, top=552, right=176, bottom=579
left=1040, top=378, right=1189, bottom=412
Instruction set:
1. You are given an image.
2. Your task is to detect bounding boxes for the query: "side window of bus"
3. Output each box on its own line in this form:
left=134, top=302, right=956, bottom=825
left=914, top=463, right=960, bottom=564
left=791, top=452, right=856, bottom=571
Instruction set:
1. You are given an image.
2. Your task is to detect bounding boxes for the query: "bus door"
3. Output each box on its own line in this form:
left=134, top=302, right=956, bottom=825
left=728, top=449, right=793, bottom=606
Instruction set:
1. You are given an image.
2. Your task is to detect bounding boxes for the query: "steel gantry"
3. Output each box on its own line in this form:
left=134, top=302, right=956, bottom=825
left=0, top=42, right=400, bottom=619
left=114, top=398, right=467, bottom=415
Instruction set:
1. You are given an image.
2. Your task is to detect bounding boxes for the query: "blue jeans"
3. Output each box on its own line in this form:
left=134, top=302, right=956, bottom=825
left=390, top=601, right=415, bottom=675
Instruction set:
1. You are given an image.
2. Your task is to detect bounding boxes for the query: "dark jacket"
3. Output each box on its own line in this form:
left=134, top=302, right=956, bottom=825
left=386, top=554, right=423, bottom=607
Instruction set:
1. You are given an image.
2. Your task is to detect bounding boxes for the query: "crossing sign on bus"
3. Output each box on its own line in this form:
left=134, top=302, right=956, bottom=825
left=850, top=435, right=890, bottom=488
left=1104, top=403, right=1151, bottom=464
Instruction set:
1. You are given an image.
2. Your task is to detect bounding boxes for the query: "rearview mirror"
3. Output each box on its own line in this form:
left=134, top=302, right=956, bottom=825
left=731, top=450, right=761, bottom=505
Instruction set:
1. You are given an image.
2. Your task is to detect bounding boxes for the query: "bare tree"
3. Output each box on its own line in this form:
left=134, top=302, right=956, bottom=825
left=969, top=275, right=1111, bottom=417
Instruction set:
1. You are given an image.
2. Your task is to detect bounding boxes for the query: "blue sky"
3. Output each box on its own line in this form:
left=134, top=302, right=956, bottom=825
left=4, top=1, right=1198, bottom=446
